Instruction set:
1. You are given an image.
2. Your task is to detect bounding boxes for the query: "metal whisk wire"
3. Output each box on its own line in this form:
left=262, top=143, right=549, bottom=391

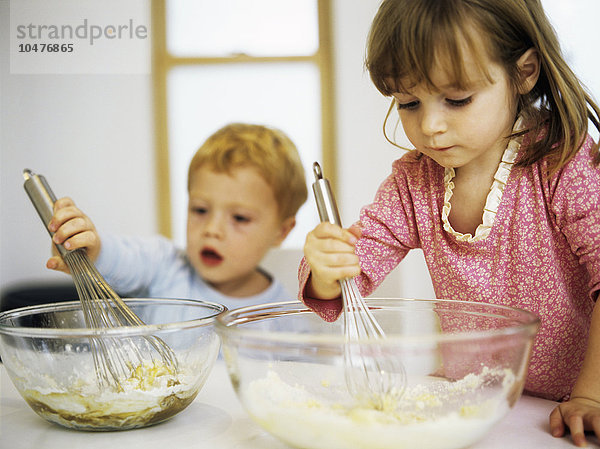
left=64, top=249, right=178, bottom=389
left=312, top=162, right=406, bottom=408
left=340, top=278, right=401, bottom=406
left=23, top=169, right=178, bottom=391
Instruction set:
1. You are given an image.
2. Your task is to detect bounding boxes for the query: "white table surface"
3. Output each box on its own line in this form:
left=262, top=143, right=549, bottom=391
left=1, top=361, right=597, bottom=449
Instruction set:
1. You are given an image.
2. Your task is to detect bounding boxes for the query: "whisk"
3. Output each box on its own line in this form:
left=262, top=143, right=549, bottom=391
left=23, top=169, right=178, bottom=391
left=311, top=162, right=405, bottom=408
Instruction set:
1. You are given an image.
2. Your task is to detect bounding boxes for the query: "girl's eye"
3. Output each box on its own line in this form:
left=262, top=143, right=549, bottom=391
left=396, top=100, right=419, bottom=111
left=446, top=96, right=472, bottom=107
left=233, top=214, right=251, bottom=223
left=191, top=207, right=207, bottom=215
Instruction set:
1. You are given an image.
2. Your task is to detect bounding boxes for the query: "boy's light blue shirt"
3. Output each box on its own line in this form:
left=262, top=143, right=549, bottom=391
left=95, top=233, right=293, bottom=312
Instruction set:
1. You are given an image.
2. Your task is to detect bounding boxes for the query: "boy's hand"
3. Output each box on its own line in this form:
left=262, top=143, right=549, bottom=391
left=46, top=197, right=101, bottom=274
left=550, top=397, right=600, bottom=447
left=303, top=222, right=361, bottom=300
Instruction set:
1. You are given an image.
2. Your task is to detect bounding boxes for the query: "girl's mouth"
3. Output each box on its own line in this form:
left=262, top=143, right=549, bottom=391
left=427, top=145, right=453, bottom=152
left=200, top=248, right=223, bottom=267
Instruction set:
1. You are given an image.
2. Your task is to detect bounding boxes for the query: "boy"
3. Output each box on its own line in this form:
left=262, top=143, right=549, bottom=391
left=47, top=123, right=307, bottom=310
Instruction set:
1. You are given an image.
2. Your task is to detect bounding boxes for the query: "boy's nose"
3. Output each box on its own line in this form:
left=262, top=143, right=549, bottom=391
left=203, top=214, right=224, bottom=238
left=420, top=106, right=447, bottom=136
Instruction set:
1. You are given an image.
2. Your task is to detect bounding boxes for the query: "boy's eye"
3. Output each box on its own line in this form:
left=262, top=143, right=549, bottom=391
left=191, top=206, right=207, bottom=215
left=446, top=96, right=472, bottom=107
left=396, top=100, right=419, bottom=111
left=233, top=214, right=251, bottom=223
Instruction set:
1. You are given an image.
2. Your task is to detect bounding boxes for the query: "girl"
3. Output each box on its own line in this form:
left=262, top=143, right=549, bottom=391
left=300, top=0, right=600, bottom=446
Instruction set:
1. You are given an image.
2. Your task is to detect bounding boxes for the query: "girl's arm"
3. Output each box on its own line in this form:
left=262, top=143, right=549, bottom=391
left=302, top=222, right=361, bottom=300
left=547, top=136, right=600, bottom=446
left=299, top=160, right=419, bottom=319
left=299, top=222, right=361, bottom=322
left=549, top=296, right=600, bottom=447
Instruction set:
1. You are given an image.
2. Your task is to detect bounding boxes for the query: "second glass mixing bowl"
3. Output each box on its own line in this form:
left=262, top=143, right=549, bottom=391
left=216, top=298, right=539, bottom=449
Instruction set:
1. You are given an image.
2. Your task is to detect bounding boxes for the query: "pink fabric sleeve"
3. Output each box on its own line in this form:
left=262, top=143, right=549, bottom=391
left=548, top=136, right=600, bottom=300
left=351, top=160, right=420, bottom=294
left=297, top=256, right=343, bottom=322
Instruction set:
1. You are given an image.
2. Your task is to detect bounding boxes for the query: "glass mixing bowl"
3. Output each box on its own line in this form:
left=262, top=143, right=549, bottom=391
left=216, top=299, right=539, bottom=449
left=0, top=298, right=225, bottom=431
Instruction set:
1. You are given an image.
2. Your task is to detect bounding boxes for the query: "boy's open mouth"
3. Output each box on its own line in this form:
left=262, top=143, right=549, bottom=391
left=201, top=248, right=223, bottom=266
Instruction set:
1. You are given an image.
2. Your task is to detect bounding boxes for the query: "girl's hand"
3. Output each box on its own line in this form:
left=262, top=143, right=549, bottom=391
left=303, top=222, right=361, bottom=300
left=46, top=197, right=101, bottom=274
left=549, top=397, right=600, bottom=447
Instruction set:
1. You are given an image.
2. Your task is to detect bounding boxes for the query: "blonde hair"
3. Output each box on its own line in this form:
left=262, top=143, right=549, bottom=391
left=187, top=123, right=307, bottom=220
left=366, top=0, right=600, bottom=173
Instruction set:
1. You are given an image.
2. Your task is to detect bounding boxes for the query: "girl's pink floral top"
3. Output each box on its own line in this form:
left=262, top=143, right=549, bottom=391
left=299, top=131, right=600, bottom=401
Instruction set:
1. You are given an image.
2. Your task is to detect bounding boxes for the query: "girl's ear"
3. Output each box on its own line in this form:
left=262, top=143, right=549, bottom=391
left=516, top=48, right=540, bottom=95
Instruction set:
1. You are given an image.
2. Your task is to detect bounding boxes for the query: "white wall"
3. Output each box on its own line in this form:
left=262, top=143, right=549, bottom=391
left=0, top=0, right=426, bottom=300
left=4, top=1, right=595, bottom=301
left=0, top=0, right=157, bottom=293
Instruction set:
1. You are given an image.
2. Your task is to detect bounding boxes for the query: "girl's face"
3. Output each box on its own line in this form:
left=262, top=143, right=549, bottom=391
left=392, top=46, right=518, bottom=173
left=186, top=165, right=293, bottom=294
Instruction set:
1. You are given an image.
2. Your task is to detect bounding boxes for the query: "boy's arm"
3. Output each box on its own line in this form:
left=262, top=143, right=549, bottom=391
left=47, top=197, right=102, bottom=272
left=95, top=233, right=178, bottom=297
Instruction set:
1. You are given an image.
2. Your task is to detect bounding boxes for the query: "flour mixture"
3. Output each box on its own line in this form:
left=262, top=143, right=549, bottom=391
left=243, top=367, right=514, bottom=449
left=7, top=352, right=212, bottom=430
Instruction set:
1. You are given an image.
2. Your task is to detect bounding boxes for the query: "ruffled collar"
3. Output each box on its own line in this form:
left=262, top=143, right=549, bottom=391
left=441, top=117, right=524, bottom=242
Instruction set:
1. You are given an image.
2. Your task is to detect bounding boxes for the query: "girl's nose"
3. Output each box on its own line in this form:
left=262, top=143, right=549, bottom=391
left=420, top=106, right=447, bottom=136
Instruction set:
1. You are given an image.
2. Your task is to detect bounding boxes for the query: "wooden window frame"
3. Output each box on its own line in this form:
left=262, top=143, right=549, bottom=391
left=151, top=0, right=336, bottom=238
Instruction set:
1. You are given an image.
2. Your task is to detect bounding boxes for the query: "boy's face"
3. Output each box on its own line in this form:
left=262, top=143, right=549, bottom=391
left=186, top=165, right=293, bottom=294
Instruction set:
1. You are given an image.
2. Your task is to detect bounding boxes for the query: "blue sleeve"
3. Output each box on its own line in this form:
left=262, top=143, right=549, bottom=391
left=94, top=233, right=180, bottom=297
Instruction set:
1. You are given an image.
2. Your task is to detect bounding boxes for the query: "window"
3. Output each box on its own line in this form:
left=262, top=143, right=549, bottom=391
left=152, top=0, right=334, bottom=249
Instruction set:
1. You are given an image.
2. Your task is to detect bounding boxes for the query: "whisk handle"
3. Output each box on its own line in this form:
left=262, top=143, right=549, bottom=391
left=311, top=162, right=342, bottom=226
left=23, top=169, right=69, bottom=257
